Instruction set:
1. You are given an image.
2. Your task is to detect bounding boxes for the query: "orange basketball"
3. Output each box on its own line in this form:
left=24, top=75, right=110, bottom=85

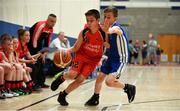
left=53, top=50, right=72, bottom=68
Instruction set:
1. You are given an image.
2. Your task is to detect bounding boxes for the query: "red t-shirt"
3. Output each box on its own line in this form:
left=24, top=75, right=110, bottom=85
left=76, top=28, right=105, bottom=64
left=0, top=53, right=3, bottom=61
left=16, top=42, right=29, bottom=59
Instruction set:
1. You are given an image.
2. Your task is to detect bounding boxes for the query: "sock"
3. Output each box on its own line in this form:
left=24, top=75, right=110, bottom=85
left=26, top=80, right=33, bottom=89
left=123, top=84, right=128, bottom=91
left=62, top=90, right=68, bottom=96
left=19, top=80, right=23, bottom=88
left=60, top=75, right=65, bottom=82
left=5, top=80, right=12, bottom=89
left=93, top=93, right=99, bottom=97
left=12, top=81, right=16, bottom=89
left=0, top=84, right=4, bottom=90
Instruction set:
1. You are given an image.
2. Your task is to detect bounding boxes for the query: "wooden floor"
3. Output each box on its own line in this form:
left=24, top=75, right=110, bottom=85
left=1, top=65, right=180, bottom=111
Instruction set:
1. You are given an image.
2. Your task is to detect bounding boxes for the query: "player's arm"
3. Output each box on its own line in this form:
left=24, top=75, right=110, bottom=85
left=109, top=26, right=123, bottom=36
left=68, top=31, right=83, bottom=53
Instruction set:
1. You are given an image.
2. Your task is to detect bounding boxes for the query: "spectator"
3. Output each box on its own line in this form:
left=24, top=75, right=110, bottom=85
left=142, top=40, right=148, bottom=65
left=27, top=14, right=57, bottom=88
left=134, top=39, right=140, bottom=65
left=148, top=33, right=157, bottom=65
left=156, top=44, right=163, bottom=65
left=128, top=40, right=136, bottom=64
left=46, top=31, right=70, bottom=76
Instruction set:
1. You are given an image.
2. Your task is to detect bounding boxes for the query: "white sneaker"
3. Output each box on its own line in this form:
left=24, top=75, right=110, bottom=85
left=1, top=90, right=14, bottom=98
left=6, top=89, right=19, bottom=97
left=0, top=92, right=6, bottom=99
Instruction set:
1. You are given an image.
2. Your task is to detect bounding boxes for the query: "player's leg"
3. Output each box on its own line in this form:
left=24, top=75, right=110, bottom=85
left=105, top=62, right=136, bottom=103
left=51, top=58, right=82, bottom=91
left=0, top=66, right=6, bottom=99
left=57, top=62, right=96, bottom=106
left=85, top=59, right=111, bottom=106
left=85, top=72, right=106, bottom=106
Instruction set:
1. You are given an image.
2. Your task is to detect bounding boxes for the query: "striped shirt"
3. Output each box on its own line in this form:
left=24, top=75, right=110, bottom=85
left=107, top=22, right=129, bottom=63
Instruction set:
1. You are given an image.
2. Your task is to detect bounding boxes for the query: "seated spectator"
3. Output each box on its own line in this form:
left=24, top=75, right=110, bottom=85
left=46, top=31, right=71, bottom=76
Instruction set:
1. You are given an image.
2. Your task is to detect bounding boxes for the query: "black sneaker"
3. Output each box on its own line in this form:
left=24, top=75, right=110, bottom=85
left=124, top=84, right=136, bottom=103
left=51, top=71, right=65, bottom=91
left=57, top=92, right=68, bottom=106
left=32, top=84, right=42, bottom=92
left=85, top=95, right=99, bottom=106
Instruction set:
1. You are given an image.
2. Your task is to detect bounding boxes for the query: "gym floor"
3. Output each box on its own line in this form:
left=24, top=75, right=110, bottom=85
left=0, top=65, right=180, bottom=111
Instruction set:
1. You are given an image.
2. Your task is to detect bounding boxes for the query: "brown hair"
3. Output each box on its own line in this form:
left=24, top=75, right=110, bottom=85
left=17, top=29, right=27, bottom=40
left=85, top=9, right=100, bottom=20
left=0, top=33, right=12, bottom=45
left=104, top=6, right=118, bottom=17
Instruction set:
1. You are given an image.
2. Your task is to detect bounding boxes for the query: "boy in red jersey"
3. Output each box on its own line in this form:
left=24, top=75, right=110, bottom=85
left=51, top=9, right=109, bottom=106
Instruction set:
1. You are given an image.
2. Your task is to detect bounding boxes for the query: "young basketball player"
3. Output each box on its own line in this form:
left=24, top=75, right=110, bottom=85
left=50, top=9, right=109, bottom=106
left=85, top=7, right=136, bottom=106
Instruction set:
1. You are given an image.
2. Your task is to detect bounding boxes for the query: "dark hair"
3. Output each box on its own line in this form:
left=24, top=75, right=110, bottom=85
left=104, top=6, right=118, bottom=17
left=85, top=9, right=100, bottom=19
left=129, top=40, right=132, bottom=43
left=0, top=33, right=12, bottom=45
left=143, top=40, right=146, bottom=44
left=17, top=29, right=27, bottom=39
left=49, top=14, right=56, bottom=18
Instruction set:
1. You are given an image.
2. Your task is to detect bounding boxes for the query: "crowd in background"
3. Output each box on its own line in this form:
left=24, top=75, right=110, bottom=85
left=128, top=33, right=163, bottom=66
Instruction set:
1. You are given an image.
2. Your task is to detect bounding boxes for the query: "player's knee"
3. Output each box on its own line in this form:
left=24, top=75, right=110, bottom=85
left=75, top=75, right=85, bottom=84
left=0, top=67, right=4, bottom=73
left=105, top=79, right=113, bottom=87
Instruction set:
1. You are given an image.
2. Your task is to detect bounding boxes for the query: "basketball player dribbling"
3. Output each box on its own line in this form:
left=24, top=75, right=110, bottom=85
left=85, top=7, right=136, bottom=106
left=50, top=9, right=109, bottom=106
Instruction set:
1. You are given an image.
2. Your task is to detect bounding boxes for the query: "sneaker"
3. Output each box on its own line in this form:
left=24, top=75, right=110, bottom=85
left=6, top=89, right=19, bottom=97
left=32, top=84, right=42, bottom=92
left=124, top=84, right=136, bottom=103
left=11, top=89, right=24, bottom=96
left=85, top=95, right=99, bottom=106
left=57, top=92, right=68, bottom=106
left=51, top=71, right=65, bottom=91
left=41, top=84, right=49, bottom=88
left=0, top=91, right=6, bottom=99
left=1, top=90, right=14, bottom=98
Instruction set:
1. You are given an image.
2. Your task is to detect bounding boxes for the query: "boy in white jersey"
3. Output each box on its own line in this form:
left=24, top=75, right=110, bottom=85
left=85, top=7, right=136, bottom=106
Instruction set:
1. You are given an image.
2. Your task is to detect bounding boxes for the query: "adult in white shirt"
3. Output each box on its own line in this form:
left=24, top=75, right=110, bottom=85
left=46, top=32, right=71, bottom=76
left=49, top=31, right=70, bottom=50
left=47, top=32, right=70, bottom=60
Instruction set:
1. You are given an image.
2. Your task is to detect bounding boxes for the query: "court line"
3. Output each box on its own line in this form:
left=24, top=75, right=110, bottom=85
left=101, top=98, right=180, bottom=110
left=17, top=79, right=95, bottom=111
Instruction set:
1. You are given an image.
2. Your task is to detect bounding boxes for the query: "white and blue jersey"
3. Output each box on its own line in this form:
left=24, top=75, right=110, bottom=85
left=101, top=22, right=129, bottom=78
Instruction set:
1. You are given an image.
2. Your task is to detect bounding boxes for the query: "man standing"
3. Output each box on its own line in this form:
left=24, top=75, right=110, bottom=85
left=27, top=14, right=57, bottom=88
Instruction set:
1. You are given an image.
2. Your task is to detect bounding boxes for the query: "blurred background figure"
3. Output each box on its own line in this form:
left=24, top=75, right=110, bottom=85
left=156, top=44, right=163, bottom=65
left=142, top=40, right=148, bottom=65
left=128, top=40, right=136, bottom=64
left=134, top=39, right=140, bottom=65
left=148, top=33, right=157, bottom=65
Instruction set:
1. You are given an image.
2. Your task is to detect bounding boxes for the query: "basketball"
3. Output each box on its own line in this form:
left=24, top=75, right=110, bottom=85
left=53, top=50, right=72, bottom=68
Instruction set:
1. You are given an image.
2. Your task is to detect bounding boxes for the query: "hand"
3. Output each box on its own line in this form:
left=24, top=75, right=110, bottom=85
left=104, top=42, right=110, bottom=48
left=24, top=66, right=32, bottom=73
left=29, top=59, right=37, bottom=64
left=101, top=19, right=110, bottom=33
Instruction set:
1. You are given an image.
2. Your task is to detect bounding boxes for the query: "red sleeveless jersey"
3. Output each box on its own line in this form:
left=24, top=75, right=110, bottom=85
left=76, top=28, right=106, bottom=64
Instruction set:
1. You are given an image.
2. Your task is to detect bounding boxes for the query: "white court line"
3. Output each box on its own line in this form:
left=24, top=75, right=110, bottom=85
left=115, top=70, right=144, bottom=111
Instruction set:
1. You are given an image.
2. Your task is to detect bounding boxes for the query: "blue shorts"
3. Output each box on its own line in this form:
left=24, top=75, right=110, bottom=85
left=100, top=59, right=126, bottom=78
